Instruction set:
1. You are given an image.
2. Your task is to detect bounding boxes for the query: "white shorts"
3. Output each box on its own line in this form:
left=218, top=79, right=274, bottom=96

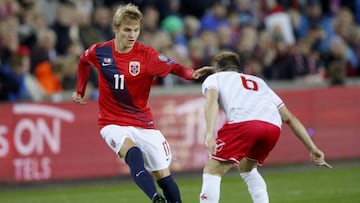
left=100, top=125, right=172, bottom=171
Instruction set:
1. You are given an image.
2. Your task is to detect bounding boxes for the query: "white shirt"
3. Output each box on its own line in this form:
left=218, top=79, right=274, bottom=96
left=202, top=72, right=284, bottom=128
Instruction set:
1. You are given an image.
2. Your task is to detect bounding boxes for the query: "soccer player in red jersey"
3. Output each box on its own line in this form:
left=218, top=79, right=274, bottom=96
left=199, top=51, right=331, bottom=203
left=72, top=3, right=213, bottom=203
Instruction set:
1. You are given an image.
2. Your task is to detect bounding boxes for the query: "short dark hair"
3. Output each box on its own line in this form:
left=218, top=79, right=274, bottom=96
left=212, top=51, right=241, bottom=72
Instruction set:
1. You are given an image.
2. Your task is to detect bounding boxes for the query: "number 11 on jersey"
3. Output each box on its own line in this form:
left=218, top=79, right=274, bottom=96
left=114, top=74, right=125, bottom=90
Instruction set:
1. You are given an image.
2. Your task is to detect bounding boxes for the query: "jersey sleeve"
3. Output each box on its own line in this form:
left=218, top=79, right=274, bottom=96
left=76, top=45, right=97, bottom=97
left=146, top=48, right=194, bottom=80
left=201, top=74, right=218, bottom=96
left=170, top=63, right=194, bottom=80
left=269, top=88, right=284, bottom=109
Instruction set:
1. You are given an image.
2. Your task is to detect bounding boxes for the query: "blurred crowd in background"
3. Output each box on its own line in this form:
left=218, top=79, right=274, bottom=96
left=1, top=0, right=360, bottom=102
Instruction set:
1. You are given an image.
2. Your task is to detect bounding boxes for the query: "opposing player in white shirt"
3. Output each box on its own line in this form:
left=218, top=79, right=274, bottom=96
left=199, top=51, right=331, bottom=203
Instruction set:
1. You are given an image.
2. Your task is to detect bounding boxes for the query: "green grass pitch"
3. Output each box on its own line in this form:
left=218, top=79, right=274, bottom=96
left=1, top=161, right=359, bottom=203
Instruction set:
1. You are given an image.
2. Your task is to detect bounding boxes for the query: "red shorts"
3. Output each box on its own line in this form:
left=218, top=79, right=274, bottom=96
left=212, top=120, right=281, bottom=165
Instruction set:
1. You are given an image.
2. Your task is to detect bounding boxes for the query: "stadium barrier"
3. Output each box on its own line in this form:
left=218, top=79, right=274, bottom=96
left=0, top=86, right=359, bottom=183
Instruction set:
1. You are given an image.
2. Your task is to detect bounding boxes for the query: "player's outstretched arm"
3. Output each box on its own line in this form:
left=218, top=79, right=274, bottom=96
left=279, top=105, right=332, bottom=168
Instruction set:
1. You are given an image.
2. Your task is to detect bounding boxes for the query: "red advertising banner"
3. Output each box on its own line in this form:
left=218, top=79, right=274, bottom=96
left=267, top=86, right=360, bottom=163
left=0, top=102, right=127, bottom=183
left=0, top=86, right=359, bottom=184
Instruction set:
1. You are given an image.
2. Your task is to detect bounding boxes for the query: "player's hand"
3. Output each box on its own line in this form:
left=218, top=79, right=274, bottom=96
left=193, top=66, right=215, bottom=79
left=310, top=148, right=332, bottom=168
left=205, top=133, right=217, bottom=155
left=72, top=92, right=87, bottom=104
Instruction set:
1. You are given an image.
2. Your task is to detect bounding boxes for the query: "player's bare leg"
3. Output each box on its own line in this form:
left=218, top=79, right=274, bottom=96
left=200, top=159, right=233, bottom=203
left=239, top=158, right=268, bottom=203
left=119, top=138, right=163, bottom=201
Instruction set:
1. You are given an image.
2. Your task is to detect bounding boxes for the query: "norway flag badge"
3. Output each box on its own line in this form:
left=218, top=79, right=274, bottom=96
left=129, top=61, right=140, bottom=76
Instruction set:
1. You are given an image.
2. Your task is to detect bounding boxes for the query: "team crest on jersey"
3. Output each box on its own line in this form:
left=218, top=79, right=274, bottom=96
left=129, top=61, right=140, bottom=76
left=110, top=139, right=116, bottom=148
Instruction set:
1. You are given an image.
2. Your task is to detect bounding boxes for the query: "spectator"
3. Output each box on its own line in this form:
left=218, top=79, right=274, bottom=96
left=32, top=58, right=62, bottom=97
left=226, top=11, right=242, bottom=50
left=52, top=56, right=77, bottom=90
left=216, top=25, right=233, bottom=51
left=263, top=0, right=295, bottom=45
left=30, top=29, right=57, bottom=74
left=142, top=5, right=160, bottom=34
left=0, top=55, right=22, bottom=101
left=253, top=30, right=274, bottom=72
left=161, top=14, right=186, bottom=46
left=50, top=2, right=76, bottom=56
left=348, top=26, right=360, bottom=73
left=92, top=6, right=113, bottom=41
left=235, top=25, right=258, bottom=74
left=188, top=38, right=206, bottom=71
left=183, top=15, right=201, bottom=42
left=231, top=0, right=260, bottom=28
left=0, top=0, right=21, bottom=18
left=327, top=60, right=346, bottom=86
left=332, top=8, right=358, bottom=71
left=77, top=9, right=104, bottom=49
left=199, top=0, right=229, bottom=33
left=295, top=0, right=334, bottom=53
left=30, top=28, right=63, bottom=98
left=199, top=30, right=220, bottom=66
left=159, top=0, right=182, bottom=19
left=0, top=15, right=20, bottom=65
left=323, top=36, right=358, bottom=77
left=292, top=37, right=325, bottom=82
left=17, top=6, right=37, bottom=50
left=34, top=0, right=58, bottom=25
left=263, top=31, right=297, bottom=80
left=333, top=8, right=355, bottom=42
left=0, top=46, right=43, bottom=102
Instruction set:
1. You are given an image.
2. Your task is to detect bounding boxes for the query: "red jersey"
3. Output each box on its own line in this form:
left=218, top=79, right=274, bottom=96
left=76, top=40, right=194, bottom=129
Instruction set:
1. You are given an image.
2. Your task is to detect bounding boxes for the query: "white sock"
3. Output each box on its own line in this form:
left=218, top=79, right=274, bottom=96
left=240, top=168, right=269, bottom=203
left=200, top=173, right=221, bottom=203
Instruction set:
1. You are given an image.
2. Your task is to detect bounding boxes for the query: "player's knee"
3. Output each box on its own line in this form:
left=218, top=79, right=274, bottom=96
left=203, top=160, right=229, bottom=176
left=125, top=146, right=144, bottom=166
left=152, top=168, right=171, bottom=180
left=238, top=158, right=257, bottom=173
left=119, top=137, right=136, bottom=158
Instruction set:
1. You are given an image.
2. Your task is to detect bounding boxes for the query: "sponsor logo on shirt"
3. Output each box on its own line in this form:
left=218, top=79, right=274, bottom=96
left=129, top=61, right=140, bottom=76
left=102, top=58, right=113, bottom=66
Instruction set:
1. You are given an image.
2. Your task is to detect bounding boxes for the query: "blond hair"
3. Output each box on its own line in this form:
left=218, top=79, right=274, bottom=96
left=113, top=3, right=143, bottom=27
